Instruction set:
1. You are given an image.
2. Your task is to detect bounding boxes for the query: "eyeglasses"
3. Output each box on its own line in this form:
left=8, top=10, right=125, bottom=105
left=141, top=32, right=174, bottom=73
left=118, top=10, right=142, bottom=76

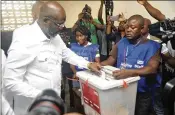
left=45, top=16, right=65, bottom=28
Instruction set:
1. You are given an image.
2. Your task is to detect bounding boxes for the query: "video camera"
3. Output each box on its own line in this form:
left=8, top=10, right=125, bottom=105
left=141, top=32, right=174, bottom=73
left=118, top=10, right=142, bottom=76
left=25, top=89, right=65, bottom=115
left=104, top=0, right=114, bottom=16
left=163, top=78, right=175, bottom=115
left=149, top=18, right=175, bottom=43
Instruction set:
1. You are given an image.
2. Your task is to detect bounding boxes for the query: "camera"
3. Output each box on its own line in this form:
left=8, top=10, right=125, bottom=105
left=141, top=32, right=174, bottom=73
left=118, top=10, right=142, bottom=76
left=81, top=4, right=91, bottom=20
left=26, top=89, right=65, bottom=115
left=163, top=78, right=175, bottom=115
left=149, top=18, right=175, bottom=43
left=104, top=0, right=114, bottom=16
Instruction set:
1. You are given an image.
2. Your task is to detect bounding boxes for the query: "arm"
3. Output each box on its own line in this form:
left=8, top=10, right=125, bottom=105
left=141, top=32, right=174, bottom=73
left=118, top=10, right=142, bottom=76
left=92, top=20, right=105, bottom=30
left=1, top=96, right=15, bottom=115
left=106, top=24, right=112, bottom=35
left=106, top=15, right=113, bottom=34
left=98, top=0, right=104, bottom=25
left=132, top=50, right=160, bottom=76
left=72, top=20, right=80, bottom=32
left=61, top=40, right=89, bottom=69
left=70, top=64, right=77, bottom=74
left=101, top=44, right=117, bottom=66
left=162, top=52, right=175, bottom=68
left=95, top=57, right=100, bottom=63
left=137, top=0, right=165, bottom=21
left=3, top=31, right=41, bottom=98
left=1, top=50, right=15, bottom=115
left=113, top=50, right=161, bottom=79
left=72, top=13, right=83, bottom=32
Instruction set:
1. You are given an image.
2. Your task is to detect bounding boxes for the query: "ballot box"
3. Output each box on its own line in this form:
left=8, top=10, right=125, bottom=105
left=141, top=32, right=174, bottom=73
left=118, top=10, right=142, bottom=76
left=76, top=66, right=140, bottom=115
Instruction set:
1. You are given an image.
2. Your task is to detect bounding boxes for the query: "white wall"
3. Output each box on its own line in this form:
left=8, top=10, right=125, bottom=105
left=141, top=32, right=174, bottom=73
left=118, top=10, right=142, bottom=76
left=58, top=1, right=175, bottom=28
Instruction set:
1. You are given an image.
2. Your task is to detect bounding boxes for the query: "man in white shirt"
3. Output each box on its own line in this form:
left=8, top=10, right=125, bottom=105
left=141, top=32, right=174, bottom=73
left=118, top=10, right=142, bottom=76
left=143, top=18, right=169, bottom=54
left=1, top=49, right=15, bottom=115
left=3, top=2, right=101, bottom=115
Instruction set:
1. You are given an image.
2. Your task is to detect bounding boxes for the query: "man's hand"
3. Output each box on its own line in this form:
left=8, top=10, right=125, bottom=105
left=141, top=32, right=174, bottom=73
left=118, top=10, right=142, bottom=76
left=113, top=69, right=137, bottom=79
left=89, top=15, right=94, bottom=23
left=78, top=13, right=84, bottom=20
left=137, top=0, right=147, bottom=5
left=88, top=62, right=101, bottom=74
left=118, top=13, right=126, bottom=22
left=73, top=74, right=79, bottom=80
left=107, top=15, right=112, bottom=25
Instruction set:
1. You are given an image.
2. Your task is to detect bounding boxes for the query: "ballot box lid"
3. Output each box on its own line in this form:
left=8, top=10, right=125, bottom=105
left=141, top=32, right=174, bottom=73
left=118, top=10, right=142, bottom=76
left=77, top=66, right=140, bottom=90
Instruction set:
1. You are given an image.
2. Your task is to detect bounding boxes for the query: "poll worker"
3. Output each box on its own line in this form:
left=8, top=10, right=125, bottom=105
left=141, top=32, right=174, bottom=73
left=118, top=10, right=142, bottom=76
left=101, top=14, right=164, bottom=115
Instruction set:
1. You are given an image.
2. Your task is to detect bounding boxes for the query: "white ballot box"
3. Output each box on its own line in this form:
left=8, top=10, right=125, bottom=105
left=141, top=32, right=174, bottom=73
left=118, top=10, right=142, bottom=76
left=76, top=66, right=140, bottom=115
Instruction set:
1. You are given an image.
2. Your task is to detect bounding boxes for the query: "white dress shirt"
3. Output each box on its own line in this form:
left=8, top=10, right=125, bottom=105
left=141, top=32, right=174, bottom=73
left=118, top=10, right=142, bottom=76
left=1, top=49, right=15, bottom=115
left=165, top=40, right=175, bottom=73
left=147, top=34, right=169, bottom=54
left=3, top=21, right=89, bottom=115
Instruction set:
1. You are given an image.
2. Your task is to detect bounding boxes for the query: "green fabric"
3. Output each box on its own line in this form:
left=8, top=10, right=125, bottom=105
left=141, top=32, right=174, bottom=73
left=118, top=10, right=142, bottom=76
left=93, top=18, right=101, bottom=24
left=80, top=21, right=98, bottom=44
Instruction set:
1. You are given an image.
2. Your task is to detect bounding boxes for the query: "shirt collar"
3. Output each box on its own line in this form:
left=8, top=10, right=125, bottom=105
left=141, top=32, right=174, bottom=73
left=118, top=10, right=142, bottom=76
left=32, top=21, right=50, bottom=42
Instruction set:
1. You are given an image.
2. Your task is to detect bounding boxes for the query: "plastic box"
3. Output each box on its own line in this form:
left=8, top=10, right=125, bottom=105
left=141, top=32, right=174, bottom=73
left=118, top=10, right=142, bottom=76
left=77, top=66, right=140, bottom=115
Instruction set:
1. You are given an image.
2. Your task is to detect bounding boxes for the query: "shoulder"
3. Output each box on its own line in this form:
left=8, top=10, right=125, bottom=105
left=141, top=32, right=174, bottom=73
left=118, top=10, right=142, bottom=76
left=13, top=24, right=30, bottom=34
left=87, top=42, right=99, bottom=48
left=146, top=39, right=160, bottom=49
left=70, top=43, right=78, bottom=47
left=118, top=37, right=127, bottom=44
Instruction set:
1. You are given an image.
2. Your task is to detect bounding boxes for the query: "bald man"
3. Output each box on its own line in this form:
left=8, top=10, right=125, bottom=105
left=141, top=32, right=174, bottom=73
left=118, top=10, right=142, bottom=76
left=4, top=2, right=101, bottom=115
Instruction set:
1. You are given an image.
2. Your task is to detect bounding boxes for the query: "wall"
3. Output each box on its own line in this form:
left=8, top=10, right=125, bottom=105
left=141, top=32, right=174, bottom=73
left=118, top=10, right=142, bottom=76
left=58, top=1, right=175, bottom=28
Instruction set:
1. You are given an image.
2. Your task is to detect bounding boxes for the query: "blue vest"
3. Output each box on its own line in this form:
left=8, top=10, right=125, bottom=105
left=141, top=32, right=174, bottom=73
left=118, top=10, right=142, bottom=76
left=116, top=38, right=161, bottom=93
left=70, top=43, right=99, bottom=87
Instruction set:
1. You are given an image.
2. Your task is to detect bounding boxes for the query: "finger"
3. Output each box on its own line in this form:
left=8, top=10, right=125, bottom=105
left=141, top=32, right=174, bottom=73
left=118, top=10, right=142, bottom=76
left=93, top=67, right=101, bottom=75
left=97, top=63, right=102, bottom=69
left=112, top=71, right=121, bottom=77
left=115, top=75, right=123, bottom=80
left=113, top=70, right=120, bottom=73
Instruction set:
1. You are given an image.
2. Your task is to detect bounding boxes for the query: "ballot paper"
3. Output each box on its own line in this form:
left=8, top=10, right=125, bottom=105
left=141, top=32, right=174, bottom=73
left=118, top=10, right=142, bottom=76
left=101, top=66, right=120, bottom=80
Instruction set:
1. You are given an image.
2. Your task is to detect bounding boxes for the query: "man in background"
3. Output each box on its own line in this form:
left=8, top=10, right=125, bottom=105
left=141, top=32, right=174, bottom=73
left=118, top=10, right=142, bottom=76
left=137, top=0, right=175, bottom=87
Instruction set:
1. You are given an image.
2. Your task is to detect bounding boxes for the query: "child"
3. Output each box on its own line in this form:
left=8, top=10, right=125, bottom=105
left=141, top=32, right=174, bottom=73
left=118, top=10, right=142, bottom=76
left=70, top=25, right=100, bottom=88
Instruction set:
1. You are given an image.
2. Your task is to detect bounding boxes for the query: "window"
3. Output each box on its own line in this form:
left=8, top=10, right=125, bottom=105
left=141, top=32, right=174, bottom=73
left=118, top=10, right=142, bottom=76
left=1, top=1, right=36, bottom=31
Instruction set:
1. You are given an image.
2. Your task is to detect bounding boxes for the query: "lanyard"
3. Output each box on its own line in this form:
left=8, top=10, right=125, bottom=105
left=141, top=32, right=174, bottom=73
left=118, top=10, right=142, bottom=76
left=123, top=39, right=142, bottom=68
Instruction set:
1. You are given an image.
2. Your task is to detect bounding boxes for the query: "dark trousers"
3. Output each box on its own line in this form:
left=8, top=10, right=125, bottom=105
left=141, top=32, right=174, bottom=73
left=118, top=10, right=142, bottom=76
left=135, top=88, right=164, bottom=115
left=61, top=73, right=75, bottom=107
